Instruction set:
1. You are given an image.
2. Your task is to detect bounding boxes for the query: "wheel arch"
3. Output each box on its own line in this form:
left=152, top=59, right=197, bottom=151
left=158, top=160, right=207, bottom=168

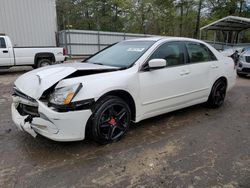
left=209, top=76, right=228, bottom=97
left=97, top=90, right=136, bottom=121
left=213, top=76, right=228, bottom=88
left=34, top=52, right=55, bottom=66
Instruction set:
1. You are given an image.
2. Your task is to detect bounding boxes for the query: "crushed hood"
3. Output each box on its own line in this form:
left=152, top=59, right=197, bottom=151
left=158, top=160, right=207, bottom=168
left=14, top=62, right=119, bottom=99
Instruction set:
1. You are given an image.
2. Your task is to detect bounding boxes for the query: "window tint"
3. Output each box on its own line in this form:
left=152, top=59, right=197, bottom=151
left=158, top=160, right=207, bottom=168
left=186, top=42, right=217, bottom=63
left=150, top=42, right=185, bottom=67
left=0, top=38, right=6, bottom=48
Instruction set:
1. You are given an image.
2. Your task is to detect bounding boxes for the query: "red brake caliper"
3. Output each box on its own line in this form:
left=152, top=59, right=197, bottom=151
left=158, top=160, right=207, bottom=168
left=108, top=117, right=116, bottom=126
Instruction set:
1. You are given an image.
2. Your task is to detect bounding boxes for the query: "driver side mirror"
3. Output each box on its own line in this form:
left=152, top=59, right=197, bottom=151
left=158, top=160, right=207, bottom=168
left=148, top=59, right=167, bottom=70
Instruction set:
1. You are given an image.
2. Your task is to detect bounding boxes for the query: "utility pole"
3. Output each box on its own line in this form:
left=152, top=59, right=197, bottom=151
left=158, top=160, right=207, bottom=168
left=194, top=0, right=202, bottom=39
left=179, top=2, right=183, bottom=37
left=239, top=0, right=244, bottom=16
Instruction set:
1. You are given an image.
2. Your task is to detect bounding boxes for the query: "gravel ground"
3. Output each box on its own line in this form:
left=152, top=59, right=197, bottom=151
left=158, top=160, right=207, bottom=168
left=0, top=66, right=249, bottom=188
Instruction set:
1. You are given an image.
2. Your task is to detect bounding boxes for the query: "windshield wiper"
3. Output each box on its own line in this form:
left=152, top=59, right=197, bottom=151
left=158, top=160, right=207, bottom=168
left=92, top=62, right=104, bottom=65
left=118, top=67, right=127, bottom=70
left=93, top=62, right=125, bottom=69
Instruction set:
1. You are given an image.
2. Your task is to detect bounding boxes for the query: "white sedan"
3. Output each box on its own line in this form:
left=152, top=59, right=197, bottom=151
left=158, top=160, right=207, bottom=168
left=12, top=37, right=236, bottom=143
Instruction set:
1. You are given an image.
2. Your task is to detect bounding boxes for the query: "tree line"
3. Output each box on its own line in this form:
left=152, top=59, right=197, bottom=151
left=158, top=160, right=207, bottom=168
left=56, top=0, right=250, bottom=40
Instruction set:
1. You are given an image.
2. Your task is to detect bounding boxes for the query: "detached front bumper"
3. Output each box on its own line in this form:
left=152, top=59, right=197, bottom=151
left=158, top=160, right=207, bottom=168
left=12, top=96, right=92, bottom=142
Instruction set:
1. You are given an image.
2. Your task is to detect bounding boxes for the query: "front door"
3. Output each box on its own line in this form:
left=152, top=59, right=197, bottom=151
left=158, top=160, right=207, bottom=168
left=0, top=37, right=11, bottom=66
left=139, top=41, right=193, bottom=118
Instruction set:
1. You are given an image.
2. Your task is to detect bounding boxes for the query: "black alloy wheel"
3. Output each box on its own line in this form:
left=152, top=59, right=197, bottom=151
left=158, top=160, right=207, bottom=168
left=207, top=79, right=227, bottom=108
left=90, top=96, right=131, bottom=144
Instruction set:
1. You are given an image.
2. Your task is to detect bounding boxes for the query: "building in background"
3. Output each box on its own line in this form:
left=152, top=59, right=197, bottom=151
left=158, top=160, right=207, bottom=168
left=0, top=0, right=57, bottom=47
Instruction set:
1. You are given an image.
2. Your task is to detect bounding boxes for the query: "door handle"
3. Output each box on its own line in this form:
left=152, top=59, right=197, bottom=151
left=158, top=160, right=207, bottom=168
left=180, top=71, right=186, bottom=76
left=211, top=64, right=218, bottom=69
left=2, top=50, right=8, bottom=53
left=180, top=70, right=190, bottom=76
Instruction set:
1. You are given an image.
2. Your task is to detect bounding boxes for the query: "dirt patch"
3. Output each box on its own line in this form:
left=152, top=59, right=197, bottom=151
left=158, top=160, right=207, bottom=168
left=90, top=140, right=183, bottom=187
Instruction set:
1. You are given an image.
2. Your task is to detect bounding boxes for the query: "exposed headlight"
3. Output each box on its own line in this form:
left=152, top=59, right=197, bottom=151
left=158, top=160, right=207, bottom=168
left=49, top=83, right=82, bottom=105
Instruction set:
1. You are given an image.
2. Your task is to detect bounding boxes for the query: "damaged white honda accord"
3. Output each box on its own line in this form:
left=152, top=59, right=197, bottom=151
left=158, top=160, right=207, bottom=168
left=12, top=37, right=236, bottom=143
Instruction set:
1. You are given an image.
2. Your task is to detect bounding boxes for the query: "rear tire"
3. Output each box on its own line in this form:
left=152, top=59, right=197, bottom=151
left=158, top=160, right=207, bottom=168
left=37, top=59, right=52, bottom=68
left=89, top=96, right=131, bottom=144
left=206, top=79, right=227, bottom=108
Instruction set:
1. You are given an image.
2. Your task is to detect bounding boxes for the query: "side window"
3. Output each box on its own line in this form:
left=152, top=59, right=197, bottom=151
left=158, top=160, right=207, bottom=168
left=150, top=42, right=185, bottom=67
left=186, top=42, right=217, bottom=63
left=0, top=38, right=6, bottom=48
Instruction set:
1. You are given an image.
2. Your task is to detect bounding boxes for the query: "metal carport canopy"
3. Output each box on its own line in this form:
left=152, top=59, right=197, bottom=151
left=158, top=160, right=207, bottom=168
left=200, top=16, right=250, bottom=31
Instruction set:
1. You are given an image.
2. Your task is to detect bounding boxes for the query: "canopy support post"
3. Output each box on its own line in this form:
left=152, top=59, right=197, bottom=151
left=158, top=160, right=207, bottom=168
left=213, top=31, right=216, bottom=47
left=226, top=31, right=229, bottom=45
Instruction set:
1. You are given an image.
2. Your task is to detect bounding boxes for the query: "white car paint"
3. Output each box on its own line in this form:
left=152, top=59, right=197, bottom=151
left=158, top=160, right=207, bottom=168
left=0, top=35, right=66, bottom=67
left=12, top=37, right=236, bottom=141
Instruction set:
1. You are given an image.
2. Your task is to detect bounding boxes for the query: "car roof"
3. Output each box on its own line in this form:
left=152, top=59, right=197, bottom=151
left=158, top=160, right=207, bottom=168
left=125, top=36, right=205, bottom=43
left=125, top=37, right=164, bottom=42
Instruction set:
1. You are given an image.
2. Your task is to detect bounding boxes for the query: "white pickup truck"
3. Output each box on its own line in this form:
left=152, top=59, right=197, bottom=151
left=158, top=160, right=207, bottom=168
left=0, top=35, right=67, bottom=69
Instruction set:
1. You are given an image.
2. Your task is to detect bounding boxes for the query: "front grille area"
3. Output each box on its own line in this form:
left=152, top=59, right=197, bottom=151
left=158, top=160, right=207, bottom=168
left=13, top=87, right=39, bottom=117
left=242, top=68, right=250, bottom=73
left=245, top=56, right=250, bottom=63
left=17, top=103, right=39, bottom=117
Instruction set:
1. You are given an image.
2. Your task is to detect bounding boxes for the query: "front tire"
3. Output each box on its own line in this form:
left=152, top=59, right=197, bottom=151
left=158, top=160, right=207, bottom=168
left=90, top=96, right=131, bottom=144
left=207, top=79, right=227, bottom=108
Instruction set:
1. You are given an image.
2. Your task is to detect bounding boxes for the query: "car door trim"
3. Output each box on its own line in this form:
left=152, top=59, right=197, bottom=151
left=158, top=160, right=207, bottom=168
left=142, top=87, right=209, bottom=105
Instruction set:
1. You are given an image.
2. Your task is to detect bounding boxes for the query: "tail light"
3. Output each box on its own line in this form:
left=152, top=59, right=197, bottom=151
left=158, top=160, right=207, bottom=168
left=63, top=48, right=67, bottom=56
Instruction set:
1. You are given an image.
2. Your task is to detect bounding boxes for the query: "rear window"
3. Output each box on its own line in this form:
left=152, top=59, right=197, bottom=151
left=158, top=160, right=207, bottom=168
left=0, top=38, right=6, bottom=48
left=186, top=42, right=217, bottom=63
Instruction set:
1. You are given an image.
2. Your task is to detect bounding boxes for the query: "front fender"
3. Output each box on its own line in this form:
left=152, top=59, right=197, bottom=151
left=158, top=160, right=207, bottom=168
left=58, top=67, right=140, bottom=103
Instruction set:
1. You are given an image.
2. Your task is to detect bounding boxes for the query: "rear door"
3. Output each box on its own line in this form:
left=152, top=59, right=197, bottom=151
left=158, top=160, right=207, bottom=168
left=185, top=42, right=219, bottom=99
left=0, top=37, right=11, bottom=66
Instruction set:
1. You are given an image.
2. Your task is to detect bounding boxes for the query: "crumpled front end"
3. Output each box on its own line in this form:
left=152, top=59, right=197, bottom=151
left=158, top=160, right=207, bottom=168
left=12, top=88, right=92, bottom=142
left=11, top=63, right=122, bottom=141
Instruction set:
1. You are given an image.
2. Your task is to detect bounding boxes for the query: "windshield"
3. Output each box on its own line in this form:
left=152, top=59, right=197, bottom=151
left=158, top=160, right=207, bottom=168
left=242, top=47, right=250, bottom=53
left=85, top=41, right=155, bottom=68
